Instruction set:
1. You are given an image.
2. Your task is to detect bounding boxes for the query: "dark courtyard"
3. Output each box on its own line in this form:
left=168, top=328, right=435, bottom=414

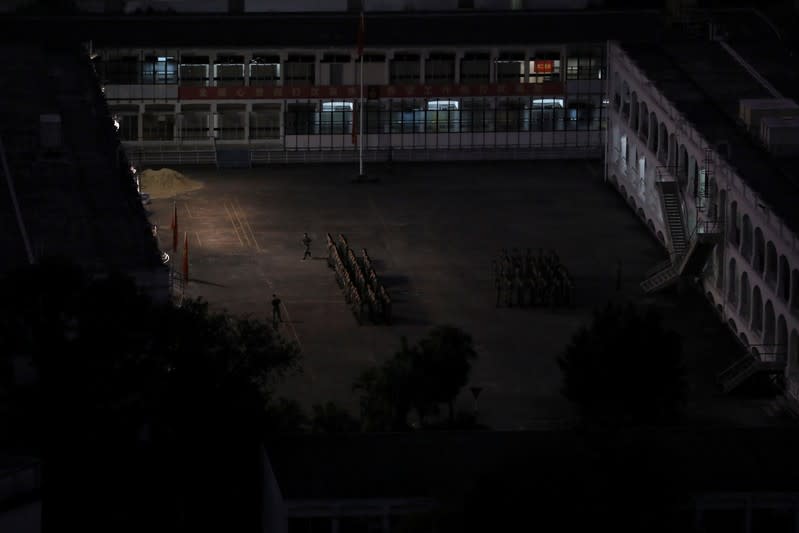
left=146, top=159, right=782, bottom=430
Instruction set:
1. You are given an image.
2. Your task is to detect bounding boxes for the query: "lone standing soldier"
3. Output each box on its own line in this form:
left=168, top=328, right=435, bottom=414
left=302, top=232, right=312, bottom=260
left=271, top=293, right=282, bottom=327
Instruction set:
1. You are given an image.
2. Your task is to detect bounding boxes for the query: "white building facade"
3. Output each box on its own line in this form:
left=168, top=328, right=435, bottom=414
left=95, top=42, right=606, bottom=164
left=606, top=41, right=799, bottom=399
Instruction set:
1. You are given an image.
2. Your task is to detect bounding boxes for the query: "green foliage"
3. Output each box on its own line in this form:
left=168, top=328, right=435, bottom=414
left=558, top=302, right=686, bottom=428
left=264, top=397, right=310, bottom=434
left=310, top=401, right=360, bottom=434
left=353, top=326, right=478, bottom=431
left=0, top=257, right=301, bottom=450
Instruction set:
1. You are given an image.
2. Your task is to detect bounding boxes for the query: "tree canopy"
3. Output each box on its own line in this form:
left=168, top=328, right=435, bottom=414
left=0, top=257, right=301, bottom=452
left=558, top=302, right=686, bottom=428
left=353, top=326, right=478, bottom=431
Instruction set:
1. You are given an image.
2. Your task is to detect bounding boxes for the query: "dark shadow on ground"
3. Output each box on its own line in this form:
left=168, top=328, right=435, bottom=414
left=379, top=274, right=410, bottom=289
left=189, top=278, right=228, bottom=288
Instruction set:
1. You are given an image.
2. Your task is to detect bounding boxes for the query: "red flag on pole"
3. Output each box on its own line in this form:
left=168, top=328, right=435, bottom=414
left=171, top=201, right=178, bottom=253
left=182, top=231, right=189, bottom=283
left=356, top=11, right=365, bottom=59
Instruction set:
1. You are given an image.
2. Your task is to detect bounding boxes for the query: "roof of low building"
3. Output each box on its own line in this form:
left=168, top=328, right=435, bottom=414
left=621, top=39, right=799, bottom=237
left=265, top=427, right=799, bottom=502
left=0, top=9, right=671, bottom=48
left=0, top=44, right=163, bottom=275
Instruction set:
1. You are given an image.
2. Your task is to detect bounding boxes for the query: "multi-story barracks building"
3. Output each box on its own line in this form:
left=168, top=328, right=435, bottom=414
left=607, top=35, right=799, bottom=399
left=69, top=9, right=668, bottom=164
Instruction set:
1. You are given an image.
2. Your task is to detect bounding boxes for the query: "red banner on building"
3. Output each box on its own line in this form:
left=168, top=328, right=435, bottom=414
left=533, top=60, right=554, bottom=74
left=177, top=82, right=563, bottom=101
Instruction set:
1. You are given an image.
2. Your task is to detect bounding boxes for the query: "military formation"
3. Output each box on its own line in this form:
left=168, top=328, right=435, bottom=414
left=493, top=248, right=574, bottom=309
left=328, top=233, right=392, bottom=324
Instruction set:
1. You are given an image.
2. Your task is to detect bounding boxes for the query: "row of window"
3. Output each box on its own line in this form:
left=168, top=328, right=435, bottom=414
left=115, top=99, right=606, bottom=140
left=97, top=54, right=602, bottom=85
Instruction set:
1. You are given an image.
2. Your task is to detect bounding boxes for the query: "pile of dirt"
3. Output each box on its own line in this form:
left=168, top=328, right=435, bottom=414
left=139, top=168, right=203, bottom=199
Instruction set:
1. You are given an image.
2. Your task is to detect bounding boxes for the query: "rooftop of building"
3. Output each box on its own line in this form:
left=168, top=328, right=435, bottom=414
left=265, top=427, right=799, bottom=501
left=0, top=44, right=163, bottom=275
left=620, top=38, right=799, bottom=237
left=2, top=8, right=671, bottom=48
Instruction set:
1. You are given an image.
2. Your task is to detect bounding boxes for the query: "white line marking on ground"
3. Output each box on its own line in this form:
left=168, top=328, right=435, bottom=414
left=280, top=302, right=303, bottom=353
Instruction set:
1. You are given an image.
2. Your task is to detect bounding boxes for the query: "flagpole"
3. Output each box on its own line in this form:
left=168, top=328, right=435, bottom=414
left=359, top=53, right=364, bottom=178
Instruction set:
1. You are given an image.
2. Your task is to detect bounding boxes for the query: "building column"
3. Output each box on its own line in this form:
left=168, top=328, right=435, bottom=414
left=137, top=103, right=144, bottom=141
left=211, top=102, right=218, bottom=140
left=419, top=49, right=426, bottom=84
left=208, top=52, right=217, bottom=87
left=385, top=51, right=393, bottom=85
left=279, top=101, right=286, bottom=140
left=243, top=52, right=251, bottom=86
left=315, top=51, right=323, bottom=87
left=489, top=47, right=498, bottom=83
left=244, top=102, right=251, bottom=142
left=279, top=51, right=288, bottom=87
left=175, top=102, right=182, bottom=143
left=454, top=51, right=462, bottom=84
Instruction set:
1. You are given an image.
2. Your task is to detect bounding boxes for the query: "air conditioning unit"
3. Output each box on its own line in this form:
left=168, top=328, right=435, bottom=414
left=739, top=98, right=799, bottom=133
left=760, top=116, right=799, bottom=157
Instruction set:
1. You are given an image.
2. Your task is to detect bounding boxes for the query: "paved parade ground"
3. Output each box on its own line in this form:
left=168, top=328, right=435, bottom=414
left=145, top=159, right=779, bottom=430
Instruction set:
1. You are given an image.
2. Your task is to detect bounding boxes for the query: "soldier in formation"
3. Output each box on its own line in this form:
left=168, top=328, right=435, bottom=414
left=493, top=248, right=574, bottom=309
left=327, top=234, right=392, bottom=324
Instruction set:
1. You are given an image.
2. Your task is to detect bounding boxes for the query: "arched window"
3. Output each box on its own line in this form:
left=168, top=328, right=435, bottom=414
left=658, top=123, right=668, bottom=164
left=649, top=112, right=658, bottom=152
left=741, top=215, right=753, bottom=262
left=777, top=315, right=788, bottom=361
left=791, top=329, right=799, bottom=366
left=729, top=201, right=740, bottom=246
left=630, top=91, right=639, bottom=131
left=778, top=255, right=790, bottom=302
left=764, top=300, right=776, bottom=346
left=668, top=132, right=676, bottom=167
left=752, top=286, right=763, bottom=332
left=640, top=101, right=649, bottom=141
left=792, top=269, right=799, bottom=316
left=753, top=227, right=765, bottom=275
left=677, top=144, right=688, bottom=189
left=621, top=80, right=630, bottom=121
left=766, top=241, right=778, bottom=287
left=715, top=244, right=724, bottom=289
left=740, top=272, right=751, bottom=320
left=728, top=258, right=738, bottom=305
left=613, top=73, right=622, bottom=111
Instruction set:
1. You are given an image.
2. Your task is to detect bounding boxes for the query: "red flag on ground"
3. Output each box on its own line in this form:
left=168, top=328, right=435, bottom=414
left=182, top=232, right=189, bottom=282
left=171, top=201, right=178, bottom=253
left=351, top=105, right=358, bottom=146
left=356, top=11, right=365, bottom=59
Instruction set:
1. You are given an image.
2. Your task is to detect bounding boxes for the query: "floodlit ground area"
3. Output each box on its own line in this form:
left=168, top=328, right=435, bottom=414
left=145, top=160, right=785, bottom=430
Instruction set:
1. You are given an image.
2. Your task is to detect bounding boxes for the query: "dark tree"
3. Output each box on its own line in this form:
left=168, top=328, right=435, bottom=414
left=0, top=256, right=301, bottom=447
left=558, top=302, right=686, bottom=428
left=353, top=327, right=478, bottom=431
left=0, top=258, right=302, bottom=532
left=417, top=325, right=478, bottom=422
left=310, top=401, right=360, bottom=434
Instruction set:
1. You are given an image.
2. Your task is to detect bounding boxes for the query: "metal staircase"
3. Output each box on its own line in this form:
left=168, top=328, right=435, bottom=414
left=718, top=353, right=785, bottom=393
left=660, top=180, right=688, bottom=257
left=640, top=260, right=679, bottom=293
left=640, top=179, right=721, bottom=293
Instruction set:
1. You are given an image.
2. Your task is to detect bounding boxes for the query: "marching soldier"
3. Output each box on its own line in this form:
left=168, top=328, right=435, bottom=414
left=302, top=232, right=313, bottom=260
left=271, top=294, right=282, bottom=328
